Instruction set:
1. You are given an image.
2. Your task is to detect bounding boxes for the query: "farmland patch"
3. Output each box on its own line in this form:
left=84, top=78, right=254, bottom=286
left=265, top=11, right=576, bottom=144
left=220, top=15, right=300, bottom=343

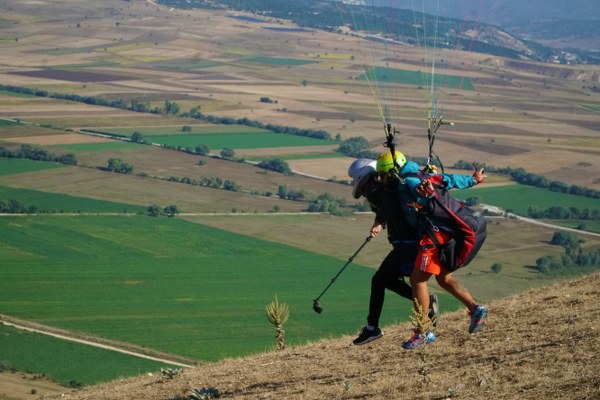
left=0, top=159, right=65, bottom=176
left=453, top=183, right=600, bottom=214
left=439, top=135, right=530, bottom=155
left=2, top=133, right=113, bottom=146
left=152, top=59, right=224, bottom=71
left=0, top=215, right=426, bottom=362
left=0, top=185, right=146, bottom=213
left=0, top=90, right=36, bottom=98
left=56, top=141, right=140, bottom=152
left=146, top=132, right=336, bottom=149
left=99, top=124, right=266, bottom=136
left=0, top=118, right=20, bottom=126
left=240, top=56, right=318, bottom=66
left=0, top=324, right=170, bottom=387
left=359, top=66, right=475, bottom=90
left=9, top=69, right=135, bottom=83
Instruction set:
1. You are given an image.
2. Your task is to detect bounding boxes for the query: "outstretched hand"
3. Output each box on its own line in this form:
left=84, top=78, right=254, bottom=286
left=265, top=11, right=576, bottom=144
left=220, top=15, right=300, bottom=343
left=415, top=179, right=435, bottom=197
left=473, top=168, right=486, bottom=184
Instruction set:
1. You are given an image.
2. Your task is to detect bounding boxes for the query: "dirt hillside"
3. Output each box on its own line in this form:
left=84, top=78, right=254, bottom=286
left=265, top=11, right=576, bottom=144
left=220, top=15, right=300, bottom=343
left=41, top=272, right=600, bottom=400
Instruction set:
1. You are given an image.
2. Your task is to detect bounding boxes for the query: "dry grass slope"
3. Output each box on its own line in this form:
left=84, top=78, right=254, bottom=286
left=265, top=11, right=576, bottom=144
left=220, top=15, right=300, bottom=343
left=43, top=272, right=600, bottom=400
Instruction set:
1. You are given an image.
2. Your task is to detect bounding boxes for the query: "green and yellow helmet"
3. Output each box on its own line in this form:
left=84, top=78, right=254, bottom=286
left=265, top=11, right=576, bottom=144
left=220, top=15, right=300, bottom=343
left=376, top=150, right=406, bottom=174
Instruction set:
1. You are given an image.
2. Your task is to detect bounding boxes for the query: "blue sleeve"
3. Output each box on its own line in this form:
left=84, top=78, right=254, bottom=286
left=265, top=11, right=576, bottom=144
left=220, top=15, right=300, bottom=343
left=403, top=176, right=431, bottom=207
left=404, top=176, right=421, bottom=193
left=442, top=173, right=476, bottom=190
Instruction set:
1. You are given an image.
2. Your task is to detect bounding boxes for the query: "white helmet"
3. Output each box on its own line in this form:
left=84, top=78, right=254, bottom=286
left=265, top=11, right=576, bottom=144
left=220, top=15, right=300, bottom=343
left=348, top=158, right=377, bottom=199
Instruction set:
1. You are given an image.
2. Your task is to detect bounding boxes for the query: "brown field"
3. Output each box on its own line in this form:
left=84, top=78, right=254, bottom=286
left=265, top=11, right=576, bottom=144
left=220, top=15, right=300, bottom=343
left=1, top=133, right=111, bottom=145
left=0, top=0, right=598, bottom=188
left=0, top=1, right=599, bottom=398
left=0, top=372, right=65, bottom=400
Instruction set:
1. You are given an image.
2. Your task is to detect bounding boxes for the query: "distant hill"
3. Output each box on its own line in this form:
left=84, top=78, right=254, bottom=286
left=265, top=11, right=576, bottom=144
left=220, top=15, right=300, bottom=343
left=369, top=0, right=600, bottom=51
left=41, top=272, right=600, bottom=399
left=158, top=0, right=600, bottom=63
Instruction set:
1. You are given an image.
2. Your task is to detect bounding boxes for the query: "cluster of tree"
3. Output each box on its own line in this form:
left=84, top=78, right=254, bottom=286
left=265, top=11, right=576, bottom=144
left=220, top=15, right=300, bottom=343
left=535, top=231, right=600, bottom=273
left=0, top=144, right=77, bottom=165
left=106, top=158, right=133, bottom=174
left=0, top=199, right=38, bottom=214
left=337, top=136, right=378, bottom=159
left=527, top=206, right=599, bottom=221
left=147, top=204, right=180, bottom=217
left=195, top=144, right=209, bottom=155
left=258, top=159, right=293, bottom=175
left=277, top=184, right=306, bottom=201
left=167, top=175, right=241, bottom=192
left=351, top=200, right=374, bottom=212
left=164, top=100, right=180, bottom=115
left=131, top=132, right=145, bottom=143
left=306, top=193, right=349, bottom=216
left=454, top=160, right=600, bottom=200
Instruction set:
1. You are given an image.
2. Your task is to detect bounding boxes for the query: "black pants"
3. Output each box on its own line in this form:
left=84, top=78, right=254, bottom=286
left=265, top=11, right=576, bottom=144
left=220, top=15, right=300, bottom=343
left=367, top=245, right=417, bottom=327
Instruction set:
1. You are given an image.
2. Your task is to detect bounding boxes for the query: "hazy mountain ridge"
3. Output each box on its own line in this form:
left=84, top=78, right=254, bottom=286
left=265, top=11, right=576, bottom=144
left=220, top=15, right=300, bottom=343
left=368, top=0, right=600, bottom=54
left=159, top=0, right=599, bottom=63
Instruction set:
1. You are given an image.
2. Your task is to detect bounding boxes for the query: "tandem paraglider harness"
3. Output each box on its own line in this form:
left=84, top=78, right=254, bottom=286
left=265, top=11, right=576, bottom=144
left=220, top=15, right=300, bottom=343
left=383, top=121, right=487, bottom=272
left=400, top=170, right=487, bottom=272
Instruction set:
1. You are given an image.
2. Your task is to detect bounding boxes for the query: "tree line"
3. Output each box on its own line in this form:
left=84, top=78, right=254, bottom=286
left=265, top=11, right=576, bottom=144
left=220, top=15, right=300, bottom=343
left=0, top=144, right=77, bottom=165
left=0, top=85, right=334, bottom=141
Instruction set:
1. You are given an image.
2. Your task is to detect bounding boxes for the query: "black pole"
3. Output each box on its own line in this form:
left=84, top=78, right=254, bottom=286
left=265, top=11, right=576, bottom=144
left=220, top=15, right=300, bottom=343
left=312, top=236, right=372, bottom=314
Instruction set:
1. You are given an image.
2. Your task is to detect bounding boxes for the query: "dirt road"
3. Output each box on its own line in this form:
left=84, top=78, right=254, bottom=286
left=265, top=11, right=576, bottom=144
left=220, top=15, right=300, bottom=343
left=0, top=317, right=193, bottom=368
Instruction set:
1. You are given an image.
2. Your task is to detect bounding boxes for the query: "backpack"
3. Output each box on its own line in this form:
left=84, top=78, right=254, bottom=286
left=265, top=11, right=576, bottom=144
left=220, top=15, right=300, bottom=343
left=401, top=171, right=487, bottom=272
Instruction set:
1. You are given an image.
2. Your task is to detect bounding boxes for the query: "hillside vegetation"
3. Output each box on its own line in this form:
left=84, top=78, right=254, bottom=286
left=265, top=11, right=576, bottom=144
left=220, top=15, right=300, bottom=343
left=41, top=272, right=600, bottom=400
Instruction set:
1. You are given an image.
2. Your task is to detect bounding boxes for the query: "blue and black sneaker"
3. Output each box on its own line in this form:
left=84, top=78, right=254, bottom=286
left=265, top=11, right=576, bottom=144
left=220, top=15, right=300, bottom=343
left=401, top=329, right=436, bottom=350
left=468, top=305, right=488, bottom=334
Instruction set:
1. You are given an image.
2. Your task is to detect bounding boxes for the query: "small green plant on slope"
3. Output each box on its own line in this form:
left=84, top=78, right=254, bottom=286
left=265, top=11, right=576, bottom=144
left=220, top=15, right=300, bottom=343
left=189, top=387, right=220, bottom=399
left=161, top=367, right=182, bottom=380
left=266, top=295, right=289, bottom=351
left=409, top=297, right=432, bottom=381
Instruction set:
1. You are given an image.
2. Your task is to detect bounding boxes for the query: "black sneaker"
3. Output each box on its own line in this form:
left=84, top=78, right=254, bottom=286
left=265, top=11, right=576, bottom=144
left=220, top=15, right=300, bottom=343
left=352, top=326, right=383, bottom=345
left=429, top=294, right=440, bottom=328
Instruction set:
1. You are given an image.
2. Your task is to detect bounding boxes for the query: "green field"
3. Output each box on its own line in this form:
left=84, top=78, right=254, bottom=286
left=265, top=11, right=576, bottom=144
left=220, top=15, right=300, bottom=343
left=0, top=118, right=21, bottom=126
left=0, top=185, right=147, bottom=213
left=0, top=215, right=459, bottom=366
left=359, top=66, right=475, bottom=90
left=91, top=125, right=337, bottom=150
left=240, top=56, right=318, bottom=66
left=582, top=103, right=600, bottom=112
left=152, top=59, right=223, bottom=70
left=0, top=324, right=171, bottom=386
left=99, top=125, right=270, bottom=136
left=246, top=152, right=344, bottom=161
left=0, top=158, right=66, bottom=176
left=147, top=132, right=336, bottom=149
left=453, top=184, right=600, bottom=213
left=0, top=91, right=36, bottom=98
